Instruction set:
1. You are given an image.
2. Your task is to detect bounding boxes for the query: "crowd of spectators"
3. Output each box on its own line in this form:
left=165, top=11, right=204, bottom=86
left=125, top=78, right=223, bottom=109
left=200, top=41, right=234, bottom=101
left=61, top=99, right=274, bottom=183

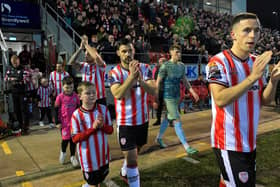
left=46, top=0, right=280, bottom=64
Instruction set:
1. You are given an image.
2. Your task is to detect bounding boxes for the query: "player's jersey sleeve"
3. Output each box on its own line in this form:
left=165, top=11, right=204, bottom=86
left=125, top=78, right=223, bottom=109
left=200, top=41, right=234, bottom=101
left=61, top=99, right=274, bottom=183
left=70, top=110, right=80, bottom=136
left=108, top=68, right=120, bottom=86
left=105, top=107, right=112, bottom=127
left=98, top=61, right=106, bottom=70
left=206, top=60, right=229, bottom=87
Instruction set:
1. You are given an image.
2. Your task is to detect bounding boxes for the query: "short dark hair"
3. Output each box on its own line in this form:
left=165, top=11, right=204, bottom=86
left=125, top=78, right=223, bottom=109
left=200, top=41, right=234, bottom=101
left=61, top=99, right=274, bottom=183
left=169, top=44, right=181, bottom=52
left=62, top=76, right=74, bottom=85
left=231, top=12, right=259, bottom=29
left=116, top=38, right=131, bottom=50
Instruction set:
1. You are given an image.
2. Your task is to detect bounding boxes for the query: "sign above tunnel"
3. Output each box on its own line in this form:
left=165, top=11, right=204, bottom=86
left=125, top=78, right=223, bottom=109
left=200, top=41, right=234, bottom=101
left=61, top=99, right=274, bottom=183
left=1, top=0, right=41, bottom=29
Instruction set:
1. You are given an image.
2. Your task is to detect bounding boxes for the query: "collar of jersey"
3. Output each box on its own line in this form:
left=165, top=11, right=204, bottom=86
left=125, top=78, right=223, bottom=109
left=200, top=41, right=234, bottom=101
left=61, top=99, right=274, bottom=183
left=120, top=63, right=130, bottom=71
left=228, top=49, right=249, bottom=63
left=80, top=104, right=96, bottom=112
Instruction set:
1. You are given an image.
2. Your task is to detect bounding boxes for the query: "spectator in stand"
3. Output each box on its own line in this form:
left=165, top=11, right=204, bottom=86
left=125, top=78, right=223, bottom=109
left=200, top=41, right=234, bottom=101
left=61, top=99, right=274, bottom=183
left=19, top=45, right=31, bottom=66
left=135, top=34, right=151, bottom=64
left=48, top=0, right=280, bottom=61
left=102, top=34, right=117, bottom=64
left=182, top=38, right=192, bottom=63
left=92, top=3, right=99, bottom=17
left=72, top=13, right=87, bottom=35
left=89, top=34, right=102, bottom=52
left=65, top=4, right=75, bottom=25
left=149, top=0, right=157, bottom=23
left=187, top=35, right=200, bottom=63
left=86, top=17, right=99, bottom=38
left=129, top=0, right=138, bottom=20
left=97, top=26, right=108, bottom=47
left=167, top=14, right=175, bottom=28
left=49, top=58, right=69, bottom=98
left=162, top=27, right=172, bottom=52
left=57, top=0, right=66, bottom=18
left=123, top=17, right=134, bottom=36
left=68, top=35, right=107, bottom=105
left=111, top=25, right=122, bottom=41
left=141, top=0, right=150, bottom=22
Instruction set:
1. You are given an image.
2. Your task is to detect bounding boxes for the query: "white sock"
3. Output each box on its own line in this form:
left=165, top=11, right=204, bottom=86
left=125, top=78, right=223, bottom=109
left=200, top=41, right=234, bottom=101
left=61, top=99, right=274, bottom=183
left=121, top=159, right=127, bottom=176
left=127, top=166, right=140, bottom=187
left=183, top=143, right=190, bottom=150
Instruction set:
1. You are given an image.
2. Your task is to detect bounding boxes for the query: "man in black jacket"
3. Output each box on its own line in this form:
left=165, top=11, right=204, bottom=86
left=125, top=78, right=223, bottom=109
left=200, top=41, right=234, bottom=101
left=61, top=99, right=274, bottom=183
left=5, top=55, right=29, bottom=135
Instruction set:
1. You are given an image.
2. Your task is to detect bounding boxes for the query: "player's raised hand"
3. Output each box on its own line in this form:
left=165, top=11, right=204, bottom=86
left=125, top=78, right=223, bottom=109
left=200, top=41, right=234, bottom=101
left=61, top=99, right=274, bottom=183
left=251, top=51, right=272, bottom=80
left=270, top=61, right=280, bottom=84
left=82, top=35, right=88, bottom=45
left=79, top=40, right=84, bottom=50
left=129, top=60, right=140, bottom=79
left=97, top=113, right=104, bottom=128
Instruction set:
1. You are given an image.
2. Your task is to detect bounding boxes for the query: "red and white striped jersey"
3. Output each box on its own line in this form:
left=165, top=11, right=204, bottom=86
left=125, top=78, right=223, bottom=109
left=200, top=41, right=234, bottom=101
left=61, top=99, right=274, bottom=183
left=37, top=85, right=53, bottom=107
left=79, top=62, right=106, bottom=99
left=70, top=105, right=112, bottom=172
left=23, top=69, right=35, bottom=91
left=49, top=70, right=69, bottom=96
left=109, top=63, right=153, bottom=126
left=206, top=50, right=266, bottom=152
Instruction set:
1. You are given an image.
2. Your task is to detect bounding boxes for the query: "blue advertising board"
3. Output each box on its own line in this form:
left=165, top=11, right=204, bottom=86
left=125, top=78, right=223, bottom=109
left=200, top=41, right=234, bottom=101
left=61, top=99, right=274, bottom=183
left=185, top=64, right=199, bottom=80
left=103, top=63, right=201, bottom=87
left=1, top=0, right=41, bottom=29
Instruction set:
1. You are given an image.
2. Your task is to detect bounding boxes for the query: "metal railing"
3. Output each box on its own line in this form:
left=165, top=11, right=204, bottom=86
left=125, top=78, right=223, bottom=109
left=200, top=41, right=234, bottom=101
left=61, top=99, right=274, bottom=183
left=41, top=2, right=82, bottom=60
left=99, top=51, right=208, bottom=64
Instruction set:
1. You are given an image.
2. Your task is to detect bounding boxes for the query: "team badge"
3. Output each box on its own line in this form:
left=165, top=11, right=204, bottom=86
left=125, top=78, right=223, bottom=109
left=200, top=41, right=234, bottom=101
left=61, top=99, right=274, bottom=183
left=120, top=137, right=126, bottom=145
left=108, top=71, right=115, bottom=84
left=238, top=171, right=249, bottom=183
left=208, top=61, right=222, bottom=79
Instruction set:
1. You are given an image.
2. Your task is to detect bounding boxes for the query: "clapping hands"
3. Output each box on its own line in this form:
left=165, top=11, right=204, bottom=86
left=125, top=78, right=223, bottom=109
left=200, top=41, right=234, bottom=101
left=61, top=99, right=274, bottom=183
left=93, top=113, right=104, bottom=129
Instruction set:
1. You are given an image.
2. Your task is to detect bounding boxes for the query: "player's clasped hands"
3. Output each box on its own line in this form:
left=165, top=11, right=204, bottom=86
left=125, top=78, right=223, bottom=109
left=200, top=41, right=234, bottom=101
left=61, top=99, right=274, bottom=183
left=79, top=35, right=88, bottom=49
left=93, top=113, right=104, bottom=129
left=129, top=60, right=140, bottom=79
left=270, top=60, right=280, bottom=84
left=251, top=51, right=272, bottom=80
